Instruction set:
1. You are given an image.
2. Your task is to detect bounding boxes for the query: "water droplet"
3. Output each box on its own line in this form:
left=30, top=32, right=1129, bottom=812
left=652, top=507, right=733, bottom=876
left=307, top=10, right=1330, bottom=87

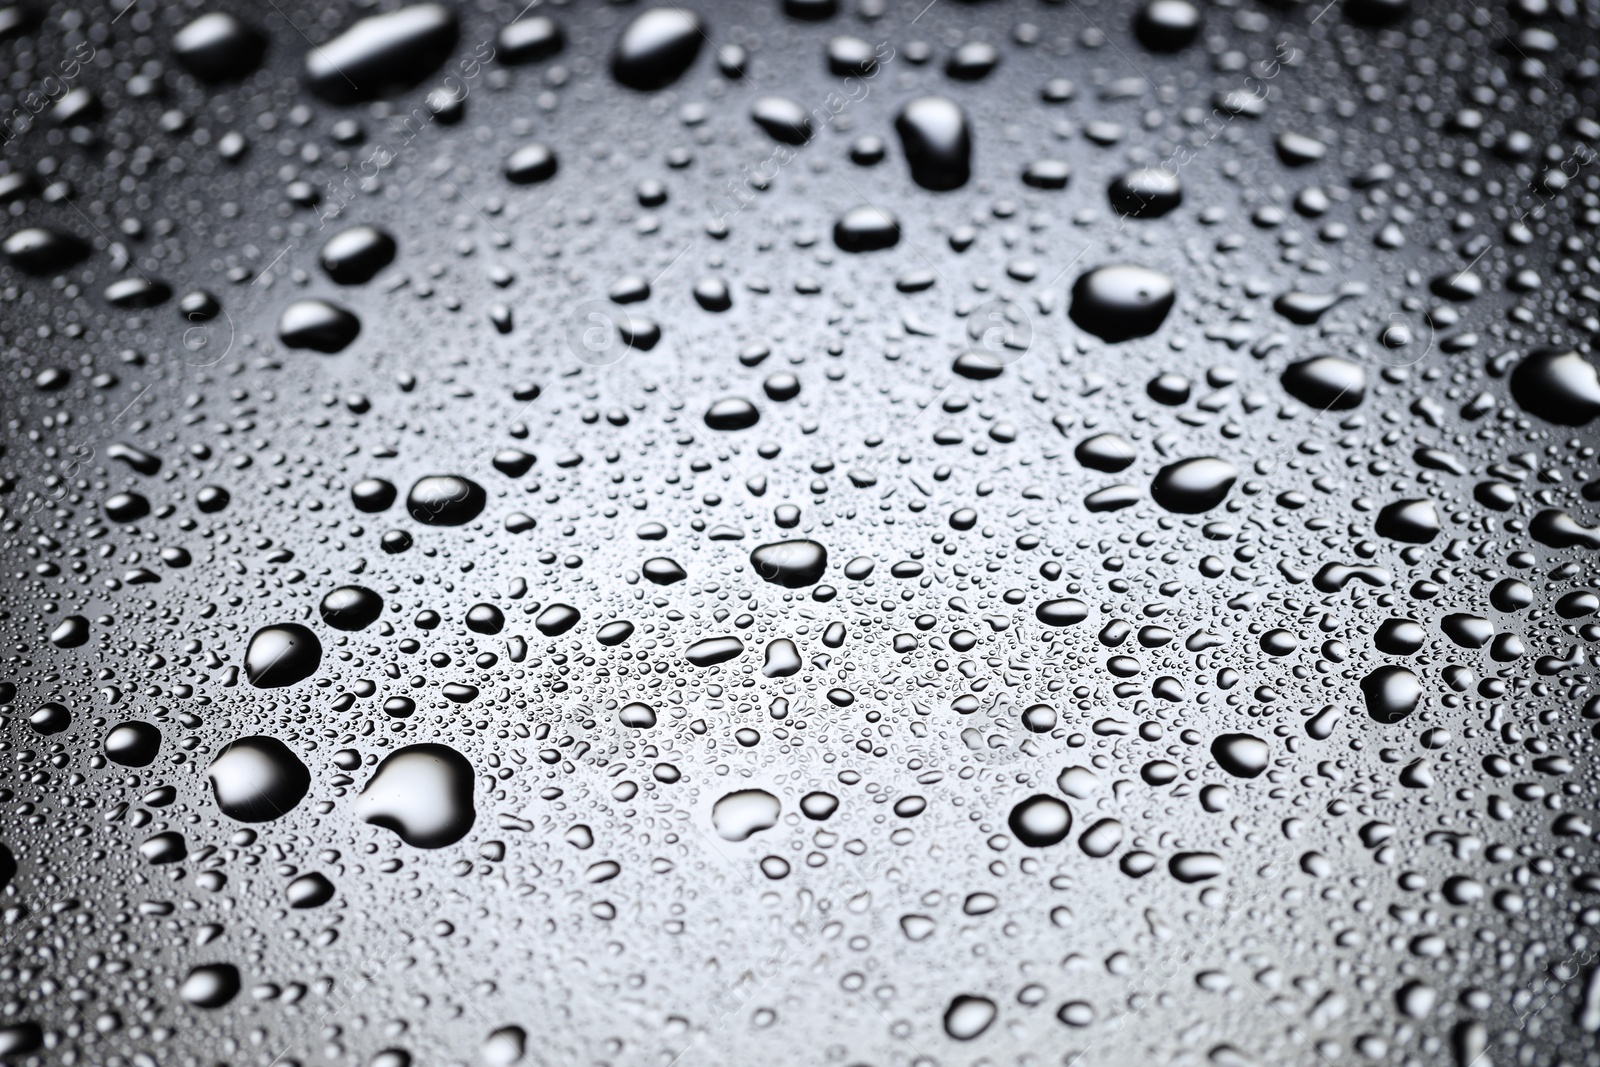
left=1150, top=457, right=1238, bottom=514
left=1211, top=733, right=1269, bottom=778
left=750, top=539, right=827, bottom=587
left=207, top=736, right=311, bottom=822
left=704, top=397, right=760, bottom=430
left=1108, top=167, right=1182, bottom=217
left=612, top=8, right=704, bottom=91
left=278, top=299, right=361, bottom=353
left=1510, top=349, right=1600, bottom=426
left=894, top=96, right=971, bottom=191
left=711, top=788, right=781, bottom=840
left=179, top=964, right=240, bottom=1008
left=1362, top=665, right=1422, bottom=724
left=3, top=227, right=88, bottom=274
left=1281, top=356, right=1367, bottom=410
left=357, top=744, right=477, bottom=848
left=306, top=4, right=460, bottom=104
left=105, top=721, right=161, bottom=766
left=1069, top=265, right=1176, bottom=342
left=287, top=872, right=336, bottom=908
left=686, top=636, right=745, bottom=666
left=833, top=205, right=900, bottom=252
left=320, top=585, right=383, bottom=630
left=321, top=225, right=397, bottom=284
left=1134, top=0, right=1202, bottom=52
left=407, top=474, right=487, bottom=525
left=243, top=624, right=322, bottom=688
left=1008, top=794, right=1072, bottom=846
left=943, top=994, right=997, bottom=1040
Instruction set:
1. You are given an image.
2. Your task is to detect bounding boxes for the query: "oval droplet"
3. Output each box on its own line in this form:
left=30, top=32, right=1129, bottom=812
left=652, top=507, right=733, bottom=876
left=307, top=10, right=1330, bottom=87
left=406, top=474, right=487, bottom=526
left=612, top=7, right=704, bottom=91
left=1069, top=264, right=1176, bottom=342
left=1150, top=457, right=1238, bottom=514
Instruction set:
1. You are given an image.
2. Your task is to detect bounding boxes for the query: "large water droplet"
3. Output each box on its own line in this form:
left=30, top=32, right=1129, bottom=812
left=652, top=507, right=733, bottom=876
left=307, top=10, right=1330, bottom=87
left=1510, top=349, right=1600, bottom=426
left=711, top=789, right=781, bottom=840
left=243, top=623, right=322, bottom=688
left=612, top=8, right=704, bottom=90
left=105, top=721, right=161, bottom=766
left=833, top=205, right=900, bottom=252
left=1362, top=666, right=1422, bottom=724
left=1211, top=733, right=1269, bottom=778
left=1150, top=457, right=1238, bottom=514
left=320, top=225, right=397, bottom=284
left=943, top=994, right=997, bottom=1040
left=894, top=96, right=971, bottom=191
left=173, top=13, right=266, bottom=83
left=407, top=474, right=486, bottom=525
left=357, top=744, right=477, bottom=848
left=1108, top=167, right=1182, bottom=217
left=749, top=539, right=828, bottom=587
left=1374, top=499, right=1440, bottom=543
left=686, top=636, right=745, bottom=666
left=207, top=736, right=311, bottom=822
left=1008, top=794, right=1072, bottom=846
left=1134, top=0, right=1202, bottom=52
left=3, top=227, right=88, bottom=274
left=1069, top=265, right=1175, bottom=342
left=278, top=299, right=361, bottom=353
left=1281, top=356, right=1366, bottom=410
left=320, top=585, right=384, bottom=630
left=179, top=964, right=240, bottom=1008
left=305, top=4, right=460, bottom=104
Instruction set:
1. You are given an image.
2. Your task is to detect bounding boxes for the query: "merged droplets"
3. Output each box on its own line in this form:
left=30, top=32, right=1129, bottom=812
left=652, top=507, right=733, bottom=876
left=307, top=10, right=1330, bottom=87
left=711, top=789, right=781, bottom=841
left=357, top=744, right=477, bottom=848
left=1069, top=265, right=1176, bottom=342
left=207, top=736, right=311, bottom=822
left=243, top=624, right=322, bottom=688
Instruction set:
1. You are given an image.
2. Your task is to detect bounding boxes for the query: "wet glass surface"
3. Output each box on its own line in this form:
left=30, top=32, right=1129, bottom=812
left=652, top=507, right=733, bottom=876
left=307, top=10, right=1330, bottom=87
left=2, top=0, right=1600, bottom=1064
